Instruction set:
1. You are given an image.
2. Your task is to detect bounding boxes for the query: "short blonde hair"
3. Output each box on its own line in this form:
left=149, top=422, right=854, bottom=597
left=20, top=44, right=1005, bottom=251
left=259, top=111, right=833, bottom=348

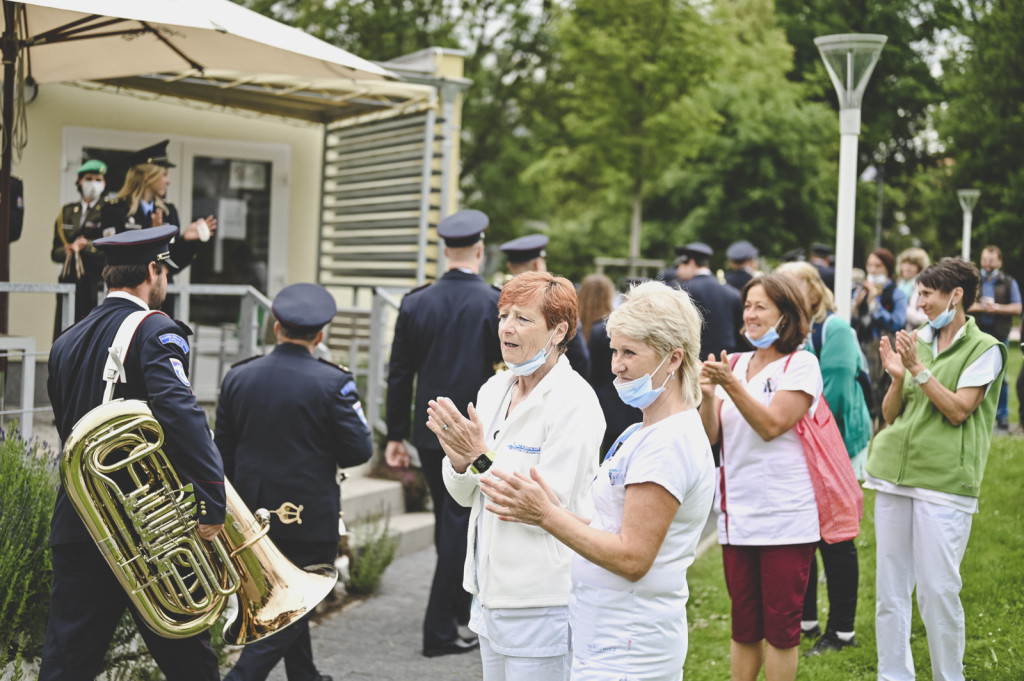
left=896, top=247, right=930, bottom=277
left=606, top=281, right=703, bottom=406
left=775, top=261, right=834, bottom=324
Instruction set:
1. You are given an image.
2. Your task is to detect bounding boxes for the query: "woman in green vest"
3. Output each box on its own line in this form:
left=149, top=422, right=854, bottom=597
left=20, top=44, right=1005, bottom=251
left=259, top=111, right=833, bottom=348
left=866, top=257, right=1006, bottom=681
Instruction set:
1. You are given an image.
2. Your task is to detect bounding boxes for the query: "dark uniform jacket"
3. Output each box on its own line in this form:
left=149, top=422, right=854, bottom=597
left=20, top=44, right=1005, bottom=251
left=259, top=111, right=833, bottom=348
left=678, top=273, right=742, bottom=361
left=47, top=294, right=226, bottom=546
left=101, top=198, right=199, bottom=274
left=586, top=320, right=642, bottom=459
left=724, top=268, right=752, bottom=293
left=215, top=343, right=374, bottom=544
left=51, top=200, right=107, bottom=326
left=386, top=269, right=502, bottom=451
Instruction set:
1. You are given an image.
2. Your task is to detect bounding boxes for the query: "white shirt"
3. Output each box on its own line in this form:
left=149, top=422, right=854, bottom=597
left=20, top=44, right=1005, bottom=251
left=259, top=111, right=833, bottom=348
left=864, top=322, right=1004, bottom=514
left=573, top=409, right=716, bottom=595
left=714, top=351, right=823, bottom=545
left=107, top=290, right=149, bottom=310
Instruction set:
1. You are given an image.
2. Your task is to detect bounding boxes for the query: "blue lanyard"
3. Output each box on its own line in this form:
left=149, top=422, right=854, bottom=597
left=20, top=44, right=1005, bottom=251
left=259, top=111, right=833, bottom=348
left=602, top=423, right=643, bottom=464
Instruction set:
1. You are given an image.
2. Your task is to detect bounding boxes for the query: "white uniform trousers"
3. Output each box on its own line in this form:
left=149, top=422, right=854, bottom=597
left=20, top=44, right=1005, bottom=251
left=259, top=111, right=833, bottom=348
left=478, top=635, right=571, bottom=681
left=874, top=491, right=974, bottom=681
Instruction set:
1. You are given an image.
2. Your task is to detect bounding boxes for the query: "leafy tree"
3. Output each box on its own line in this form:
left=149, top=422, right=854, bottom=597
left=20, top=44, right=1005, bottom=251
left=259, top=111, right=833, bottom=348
left=648, top=0, right=840, bottom=267
left=235, top=0, right=559, bottom=245
left=525, top=0, right=723, bottom=278
left=938, top=0, right=1024, bottom=281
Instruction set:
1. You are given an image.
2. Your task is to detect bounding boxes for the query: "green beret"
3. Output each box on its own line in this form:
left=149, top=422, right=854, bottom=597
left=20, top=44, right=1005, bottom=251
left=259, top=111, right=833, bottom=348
left=77, top=159, right=108, bottom=175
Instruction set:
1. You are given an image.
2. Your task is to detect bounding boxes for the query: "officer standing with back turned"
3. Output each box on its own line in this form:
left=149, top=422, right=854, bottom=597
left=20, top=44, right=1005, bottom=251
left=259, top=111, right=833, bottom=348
left=217, top=283, right=373, bottom=681
left=385, top=209, right=502, bottom=658
left=40, top=225, right=224, bottom=681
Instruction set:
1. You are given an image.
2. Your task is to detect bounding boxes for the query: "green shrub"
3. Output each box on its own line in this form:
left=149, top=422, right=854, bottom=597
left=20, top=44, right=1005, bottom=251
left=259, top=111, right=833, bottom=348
left=0, top=426, right=59, bottom=666
left=347, top=509, right=399, bottom=595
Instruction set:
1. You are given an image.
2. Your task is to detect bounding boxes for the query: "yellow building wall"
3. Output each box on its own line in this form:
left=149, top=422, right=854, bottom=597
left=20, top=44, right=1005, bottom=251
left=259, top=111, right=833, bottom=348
left=9, top=83, right=323, bottom=352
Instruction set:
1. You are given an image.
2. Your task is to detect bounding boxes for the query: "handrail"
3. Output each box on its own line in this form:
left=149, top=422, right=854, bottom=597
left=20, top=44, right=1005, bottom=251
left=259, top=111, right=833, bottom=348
left=0, top=281, right=76, bottom=332
left=165, top=284, right=273, bottom=359
left=367, top=286, right=406, bottom=439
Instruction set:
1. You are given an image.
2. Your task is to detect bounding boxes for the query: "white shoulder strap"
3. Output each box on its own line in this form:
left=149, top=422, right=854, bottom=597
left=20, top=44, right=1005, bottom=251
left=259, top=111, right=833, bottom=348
left=102, top=310, right=158, bottom=404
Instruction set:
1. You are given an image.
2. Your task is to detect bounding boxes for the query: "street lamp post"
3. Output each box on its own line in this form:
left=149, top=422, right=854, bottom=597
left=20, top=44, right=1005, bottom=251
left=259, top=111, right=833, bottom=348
left=815, top=33, right=887, bottom=321
left=957, top=189, right=980, bottom=261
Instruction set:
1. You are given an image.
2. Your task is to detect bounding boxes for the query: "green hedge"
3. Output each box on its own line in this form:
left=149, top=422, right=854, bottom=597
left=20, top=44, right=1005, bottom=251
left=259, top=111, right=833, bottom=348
left=0, top=426, right=59, bottom=667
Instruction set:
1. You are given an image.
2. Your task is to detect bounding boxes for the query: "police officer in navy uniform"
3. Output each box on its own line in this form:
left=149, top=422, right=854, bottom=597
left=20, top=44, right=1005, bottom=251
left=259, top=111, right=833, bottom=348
left=674, top=242, right=742, bottom=361
left=810, top=242, right=836, bottom=292
left=500, top=234, right=592, bottom=379
left=50, top=159, right=110, bottom=335
left=385, top=209, right=501, bottom=658
left=217, top=283, right=373, bottom=681
left=101, top=140, right=217, bottom=316
left=724, top=239, right=758, bottom=292
left=40, top=225, right=225, bottom=681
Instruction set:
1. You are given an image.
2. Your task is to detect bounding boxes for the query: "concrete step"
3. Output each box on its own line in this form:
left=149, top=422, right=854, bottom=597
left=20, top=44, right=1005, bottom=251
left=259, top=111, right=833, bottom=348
left=341, top=474, right=405, bottom=522
left=341, top=468, right=435, bottom=561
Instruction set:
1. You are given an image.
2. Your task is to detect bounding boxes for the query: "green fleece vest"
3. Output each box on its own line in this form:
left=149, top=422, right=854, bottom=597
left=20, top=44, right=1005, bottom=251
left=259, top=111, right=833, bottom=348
left=866, top=317, right=1006, bottom=498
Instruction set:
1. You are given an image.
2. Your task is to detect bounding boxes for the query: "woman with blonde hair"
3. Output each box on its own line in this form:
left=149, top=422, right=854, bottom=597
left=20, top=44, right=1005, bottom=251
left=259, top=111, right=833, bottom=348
left=776, top=261, right=871, bottom=656
left=101, top=140, right=217, bottom=280
left=897, top=247, right=931, bottom=329
left=478, top=280, right=715, bottom=679
left=578, top=273, right=642, bottom=459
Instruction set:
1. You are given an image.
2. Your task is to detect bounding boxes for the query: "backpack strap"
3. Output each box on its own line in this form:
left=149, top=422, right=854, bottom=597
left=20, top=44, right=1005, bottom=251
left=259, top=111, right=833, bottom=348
left=102, top=310, right=163, bottom=403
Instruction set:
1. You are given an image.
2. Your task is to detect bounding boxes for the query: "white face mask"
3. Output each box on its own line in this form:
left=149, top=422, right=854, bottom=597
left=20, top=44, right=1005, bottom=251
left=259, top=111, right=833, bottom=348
left=80, top=180, right=105, bottom=202
left=867, top=273, right=888, bottom=286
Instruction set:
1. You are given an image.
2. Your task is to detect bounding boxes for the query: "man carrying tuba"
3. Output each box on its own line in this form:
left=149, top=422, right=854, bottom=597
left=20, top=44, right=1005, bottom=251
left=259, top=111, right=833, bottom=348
left=41, top=225, right=225, bottom=681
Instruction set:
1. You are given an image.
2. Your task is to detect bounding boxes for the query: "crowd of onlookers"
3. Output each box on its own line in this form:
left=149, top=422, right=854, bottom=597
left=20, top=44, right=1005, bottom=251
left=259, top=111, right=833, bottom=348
left=380, top=213, right=1014, bottom=681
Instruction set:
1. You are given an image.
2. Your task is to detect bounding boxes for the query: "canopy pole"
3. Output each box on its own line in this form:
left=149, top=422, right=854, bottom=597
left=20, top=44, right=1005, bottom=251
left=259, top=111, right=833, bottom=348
left=0, top=0, right=16, bottom=335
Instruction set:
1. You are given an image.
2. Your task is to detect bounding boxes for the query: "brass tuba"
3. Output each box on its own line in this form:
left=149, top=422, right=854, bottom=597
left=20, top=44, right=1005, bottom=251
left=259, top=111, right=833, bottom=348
left=60, top=398, right=337, bottom=644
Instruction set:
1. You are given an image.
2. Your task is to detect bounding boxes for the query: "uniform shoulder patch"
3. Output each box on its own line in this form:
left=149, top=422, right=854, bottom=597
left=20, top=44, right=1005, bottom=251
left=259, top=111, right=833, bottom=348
left=230, top=355, right=262, bottom=369
left=159, top=333, right=190, bottom=354
left=340, top=379, right=357, bottom=396
left=169, top=358, right=190, bottom=386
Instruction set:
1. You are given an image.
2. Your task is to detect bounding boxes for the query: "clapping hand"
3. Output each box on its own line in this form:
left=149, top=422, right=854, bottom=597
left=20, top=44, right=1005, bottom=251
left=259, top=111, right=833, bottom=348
left=893, top=329, right=923, bottom=374
left=879, top=336, right=906, bottom=379
left=701, top=351, right=735, bottom=388
left=479, top=467, right=557, bottom=526
left=426, top=397, right=487, bottom=470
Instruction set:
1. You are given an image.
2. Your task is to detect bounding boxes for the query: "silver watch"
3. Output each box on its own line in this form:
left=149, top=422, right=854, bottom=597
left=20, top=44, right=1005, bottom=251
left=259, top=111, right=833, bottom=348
left=913, top=369, right=932, bottom=385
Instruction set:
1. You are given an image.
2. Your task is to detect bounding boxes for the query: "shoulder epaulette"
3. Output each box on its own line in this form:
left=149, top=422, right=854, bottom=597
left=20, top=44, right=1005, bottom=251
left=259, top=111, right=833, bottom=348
left=230, top=355, right=262, bottom=369
left=405, top=282, right=432, bottom=296
left=174, top=319, right=194, bottom=336
left=316, top=357, right=352, bottom=374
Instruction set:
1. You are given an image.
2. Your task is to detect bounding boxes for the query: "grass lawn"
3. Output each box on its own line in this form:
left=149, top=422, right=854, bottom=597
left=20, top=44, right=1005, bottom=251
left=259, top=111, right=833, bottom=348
left=683, top=348, right=1024, bottom=680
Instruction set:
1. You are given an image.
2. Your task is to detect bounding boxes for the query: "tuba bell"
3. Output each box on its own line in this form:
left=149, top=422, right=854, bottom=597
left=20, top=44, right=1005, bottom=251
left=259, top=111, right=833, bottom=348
left=60, top=398, right=337, bottom=644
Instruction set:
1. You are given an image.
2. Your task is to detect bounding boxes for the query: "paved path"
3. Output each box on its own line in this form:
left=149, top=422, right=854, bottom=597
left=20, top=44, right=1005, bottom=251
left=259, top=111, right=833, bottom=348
left=260, top=546, right=483, bottom=681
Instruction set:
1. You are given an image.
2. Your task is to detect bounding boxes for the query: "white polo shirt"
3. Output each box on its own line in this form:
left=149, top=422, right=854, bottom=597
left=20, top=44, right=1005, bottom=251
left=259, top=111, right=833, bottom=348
left=714, top=351, right=823, bottom=546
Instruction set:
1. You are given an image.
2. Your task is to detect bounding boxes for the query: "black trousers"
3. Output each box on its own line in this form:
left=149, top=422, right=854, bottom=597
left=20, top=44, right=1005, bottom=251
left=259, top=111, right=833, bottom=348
left=418, top=446, right=472, bottom=646
left=224, top=539, right=337, bottom=681
left=802, top=538, right=859, bottom=633
left=39, top=541, right=220, bottom=681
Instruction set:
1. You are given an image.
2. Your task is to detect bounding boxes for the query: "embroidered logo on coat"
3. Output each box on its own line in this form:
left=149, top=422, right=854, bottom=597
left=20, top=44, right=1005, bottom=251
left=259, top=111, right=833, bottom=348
left=159, top=333, right=190, bottom=354
left=507, top=443, right=541, bottom=455
left=169, top=358, right=190, bottom=386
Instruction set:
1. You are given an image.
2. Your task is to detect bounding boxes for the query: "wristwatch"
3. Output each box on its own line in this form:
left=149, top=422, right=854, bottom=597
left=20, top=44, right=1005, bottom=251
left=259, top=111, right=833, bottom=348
left=913, top=369, right=932, bottom=385
left=469, top=450, right=496, bottom=475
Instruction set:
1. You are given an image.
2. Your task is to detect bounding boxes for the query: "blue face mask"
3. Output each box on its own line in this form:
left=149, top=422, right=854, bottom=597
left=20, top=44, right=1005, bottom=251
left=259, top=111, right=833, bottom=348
left=614, top=355, right=672, bottom=409
left=507, top=330, right=557, bottom=376
left=745, top=319, right=781, bottom=349
left=928, top=294, right=958, bottom=330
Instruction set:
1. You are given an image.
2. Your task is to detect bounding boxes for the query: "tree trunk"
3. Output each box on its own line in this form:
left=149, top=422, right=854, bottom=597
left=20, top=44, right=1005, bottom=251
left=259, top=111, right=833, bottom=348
left=628, top=180, right=643, bottom=277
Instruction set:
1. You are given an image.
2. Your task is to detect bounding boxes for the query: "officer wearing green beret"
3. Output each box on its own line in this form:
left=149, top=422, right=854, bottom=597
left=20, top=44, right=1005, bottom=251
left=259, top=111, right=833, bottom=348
left=50, top=159, right=110, bottom=337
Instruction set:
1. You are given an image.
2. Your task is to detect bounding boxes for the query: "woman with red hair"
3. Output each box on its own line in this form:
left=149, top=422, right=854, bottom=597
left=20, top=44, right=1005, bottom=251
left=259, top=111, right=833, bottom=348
left=427, top=271, right=603, bottom=680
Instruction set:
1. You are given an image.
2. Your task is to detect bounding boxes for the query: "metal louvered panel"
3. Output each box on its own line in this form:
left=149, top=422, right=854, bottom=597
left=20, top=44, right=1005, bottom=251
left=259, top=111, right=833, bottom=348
left=318, top=108, right=443, bottom=302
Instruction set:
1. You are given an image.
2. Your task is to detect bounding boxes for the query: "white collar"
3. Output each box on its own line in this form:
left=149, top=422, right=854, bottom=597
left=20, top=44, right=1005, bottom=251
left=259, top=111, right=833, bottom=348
left=695, top=267, right=714, bottom=277
left=107, top=290, right=150, bottom=311
left=917, top=321, right=967, bottom=355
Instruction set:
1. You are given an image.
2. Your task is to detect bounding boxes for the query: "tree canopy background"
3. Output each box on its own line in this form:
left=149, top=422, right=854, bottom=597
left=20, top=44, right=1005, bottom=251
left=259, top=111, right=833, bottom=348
left=236, top=0, right=1024, bottom=287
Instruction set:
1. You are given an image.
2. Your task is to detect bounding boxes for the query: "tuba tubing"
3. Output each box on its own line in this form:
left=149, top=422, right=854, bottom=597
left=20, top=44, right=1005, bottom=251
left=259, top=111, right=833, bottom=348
left=61, top=398, right=337, bottom=644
